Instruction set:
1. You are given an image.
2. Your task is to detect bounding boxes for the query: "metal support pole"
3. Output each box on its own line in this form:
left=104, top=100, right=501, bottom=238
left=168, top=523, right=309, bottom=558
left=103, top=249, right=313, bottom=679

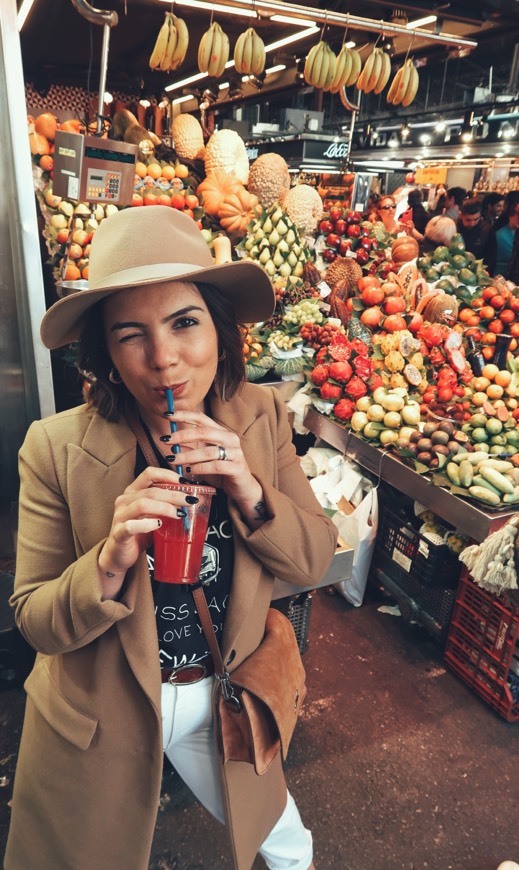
left=69, top=0, right=118, bottom=134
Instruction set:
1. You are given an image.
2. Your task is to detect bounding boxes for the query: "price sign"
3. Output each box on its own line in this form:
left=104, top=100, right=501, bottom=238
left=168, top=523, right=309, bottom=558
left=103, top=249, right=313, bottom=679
left=415, top=166, right=447, bottom=185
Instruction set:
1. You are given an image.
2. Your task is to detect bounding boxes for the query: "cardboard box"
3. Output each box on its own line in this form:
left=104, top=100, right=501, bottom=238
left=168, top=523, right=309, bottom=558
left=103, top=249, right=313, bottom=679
left=271, top=537, right=353, bottom=600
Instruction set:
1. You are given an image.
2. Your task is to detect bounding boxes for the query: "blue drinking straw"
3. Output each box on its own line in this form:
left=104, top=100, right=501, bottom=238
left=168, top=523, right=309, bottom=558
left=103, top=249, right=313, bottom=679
left=165, top=389, right=189, bottom=532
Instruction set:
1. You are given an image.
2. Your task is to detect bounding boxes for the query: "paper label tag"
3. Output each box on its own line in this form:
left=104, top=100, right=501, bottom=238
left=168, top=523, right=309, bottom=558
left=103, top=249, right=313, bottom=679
left=392, top=548, right=412, bottom=573
left=68, top=176, right=79, bottom=200
left=317, top=280, right=331, bottom=298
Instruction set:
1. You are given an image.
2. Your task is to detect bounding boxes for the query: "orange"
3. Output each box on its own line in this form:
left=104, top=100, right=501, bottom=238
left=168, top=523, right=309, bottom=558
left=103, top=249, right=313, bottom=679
left=81, top=264, right=89, bottom=280
left=499, top=309, right=515, bottom=324
left=171, top=193, right=186, bottom=210
left=511, top=323, right=519, bottom=338
left=472, top=377, right=491, bottom=392
left=458, top=308, right=473, bottom=323
left=360, top=306, right=383, bottom=328
left=481, top=332, right=496, bottom=345
left=135, top=161, right=148, bottom=178
left=29, top=132, right=50, bottom=156
left=467, top=315, right=481, bottom=327
left=184, top=194, right=199, bottom=210
left=486, top=384, right=504, bottom=400
left=495, top=370, right=512, bottom=388
left=490, top=294, right=506, bottom=310
left=175, top=163, right=189, bottom=179
left=470, top=296, right=484, bottom=309
left=63, top=263, right=81, bottom=281
left=488, top=319, right=504, bottom=334
left=132, top=193, right=144, bottom=207
left=482, top=347, right=495, bottom=361
left=479, top=306, right=496, bottom=321
left=482, top=285, right=498, bottom=300
left=39, top=154, right=54, bottom=172
left=482, top=363, right=499, bottom=381
left=357, top=276, right=381, bottom=292
left=162, top=165, right=177, bottom=181
left=510, top=338, right=518, bottom=351
left=146, top=162, right=163, bottom=180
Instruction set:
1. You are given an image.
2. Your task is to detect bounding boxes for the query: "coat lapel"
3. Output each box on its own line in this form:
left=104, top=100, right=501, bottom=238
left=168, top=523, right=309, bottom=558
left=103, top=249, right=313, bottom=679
left=67, top=413, right=161, bottom=710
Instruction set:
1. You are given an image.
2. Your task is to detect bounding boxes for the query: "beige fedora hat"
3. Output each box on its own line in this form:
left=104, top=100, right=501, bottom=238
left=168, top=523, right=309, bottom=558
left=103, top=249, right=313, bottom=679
left=40, top=206, right=276, bottom=349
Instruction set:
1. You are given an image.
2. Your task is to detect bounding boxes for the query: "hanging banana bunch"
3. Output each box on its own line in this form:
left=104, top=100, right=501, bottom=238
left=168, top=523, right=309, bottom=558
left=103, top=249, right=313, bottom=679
left=357, top=47, right=391, bottom=95
left=234, top=27, right=266, bottom=76
left=198, top=21, right=230, bottom=78
left=149, top=12, right=189, bottom=73
left=386, top=58, right=419, bottom=106
left=304, top=41, right=337, bottom=91
left=329, top=44, right=362, bottom=93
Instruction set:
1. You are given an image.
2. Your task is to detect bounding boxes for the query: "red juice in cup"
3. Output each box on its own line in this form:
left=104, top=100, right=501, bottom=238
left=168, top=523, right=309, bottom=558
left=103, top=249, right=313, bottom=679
left=152, top=482, right=215, bottom=583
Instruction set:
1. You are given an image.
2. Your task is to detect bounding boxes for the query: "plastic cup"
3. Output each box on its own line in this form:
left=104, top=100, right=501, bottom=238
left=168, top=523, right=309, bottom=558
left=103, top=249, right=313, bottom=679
left=152, top=482, right=216, bottom=584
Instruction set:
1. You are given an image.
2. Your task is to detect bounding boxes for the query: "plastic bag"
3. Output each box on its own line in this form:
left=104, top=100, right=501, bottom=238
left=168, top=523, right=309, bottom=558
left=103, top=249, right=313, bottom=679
left=332, top=482, right=379, bottom=607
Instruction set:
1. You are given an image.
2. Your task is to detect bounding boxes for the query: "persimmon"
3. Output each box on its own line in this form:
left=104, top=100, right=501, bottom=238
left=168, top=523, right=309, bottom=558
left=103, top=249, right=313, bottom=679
left=157, top=194, right=172, bottom=206
left=482, top=346, right=495, bottom=361
left=499, top=309, right=515, bottom=324
left=510, top=323, right=519, bottom=338
left=143, top=193, right=158, bottom=206
left=360, top=306, right=383, bottom=328
left=184, top=194, right=199, bottom=210
left=467, top=315, right=481, bottom=327
left=380, top=281, right=401, bottom=296
left=357, top=276, right=381, bottom=292
left=482, top=285, right=498, bottom=300
left=481, top=332, right=496, bottom=345
left=488, top=319, right=504, bottom=334
left=383, top=296, right=406, bottom=315
left=490, top=294, right=506, bottom=310
left=62, top=263, right=81, bottom=281
left=39, top=154, right=54, bottom=172
left=132, top=193, right=144, bottom=207
left=171, top=194, right=186, bottom=210
left=479, top=306, right=496, bottom=321
left=361, top=286, right=385, bottom=306
left=384, top=313, right=407, bottom=333
left=458, top=308, right=474, bottom=323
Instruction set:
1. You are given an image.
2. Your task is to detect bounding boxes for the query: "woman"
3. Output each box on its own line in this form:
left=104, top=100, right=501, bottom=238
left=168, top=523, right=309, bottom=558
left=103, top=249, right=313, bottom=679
left=401, top=189, right=430, bottom=236
left=374, top=194, right=423, bottom=241
left=487, top=192, right=519, bottom=276
left=6, top=207, right=337, bottom=870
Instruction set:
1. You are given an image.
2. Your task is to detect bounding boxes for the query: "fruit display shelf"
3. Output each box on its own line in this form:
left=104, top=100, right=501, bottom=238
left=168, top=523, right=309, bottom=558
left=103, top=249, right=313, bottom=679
left=303, top=407, right=517, bottom=543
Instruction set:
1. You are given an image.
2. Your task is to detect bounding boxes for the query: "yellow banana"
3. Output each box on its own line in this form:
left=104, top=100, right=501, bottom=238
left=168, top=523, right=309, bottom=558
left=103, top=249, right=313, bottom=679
left=357, top=47, right=374, bottom=92
left=374, top=50, right=391, bottom=94
left=322, top=46, right=337, bottom=91
left=241, top=29, right=253, bottom=74
left=316, top=45, right=330, bottom=89
left=394, top=59, right=412, bottom=104
left=234, top=31, right=246, bottom=72
left=386, top=65, right=402, bottom=103
left=207, top=24, right=222, bottom=76
left=402, top=62, right=419, bottom=106
left=215, top=27, right=230, bottom=77
left=304, top=43, right=321, bottom=86
left=365, top=48, right=382, bottom=93
left=250, top=29, right=266, bottom=76
left=149, top=13, right=171, bottom=70
left=329, top=44, right=352, bottom=93
left=312, top=43, right=327, bottom=89
left=198, top=23, right=215, bottom=73
left=169, top=14, right=189, bottom=71
left=345, top=48, right=362, bottom=86
left=160, top=16, right=177, bottom=72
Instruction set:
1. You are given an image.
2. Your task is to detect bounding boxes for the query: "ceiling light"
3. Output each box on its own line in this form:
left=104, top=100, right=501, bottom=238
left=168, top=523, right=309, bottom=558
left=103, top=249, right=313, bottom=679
left=461, top=130, right=473, bottom=142
left=172, top=94, right=194, bottom=105
left=270, top=14, right=317, bottom=27
left=265, top=64, right=286, bottom=75
left=406, top=14, right=437, bottom=29
left=165, top=71, right=207, bottom=93
left=17, top=0, right=36, bottom=30
left=103, top=91, right=113, bottom=104
left=345, top=41, right=356, bottom=49
left=435, top=119, right=446, bottom=133
left=420, top=133, right=431, bottom=145
left=139, top=96, right=151, bottom=108
left=455, top=153, right=464, bottom=160
left=218, top=81, right=230, bottom=90
left=161, top=0, right=257, bottom=18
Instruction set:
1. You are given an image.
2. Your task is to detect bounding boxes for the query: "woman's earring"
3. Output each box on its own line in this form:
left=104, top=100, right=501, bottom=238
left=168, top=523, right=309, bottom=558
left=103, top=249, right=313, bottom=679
left=108, top=367, right=122, bottom=385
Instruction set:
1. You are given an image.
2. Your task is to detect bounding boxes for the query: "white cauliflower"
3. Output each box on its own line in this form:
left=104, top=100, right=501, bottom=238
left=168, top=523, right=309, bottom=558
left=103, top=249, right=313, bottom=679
left=204, top=129, right=249, bottom=184
left=281, top=184, right=323, bottom=235
left=247, top=152, right=290, bottom=209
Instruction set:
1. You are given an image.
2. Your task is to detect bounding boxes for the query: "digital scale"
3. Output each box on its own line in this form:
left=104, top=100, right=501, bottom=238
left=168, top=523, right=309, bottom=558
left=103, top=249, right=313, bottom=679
left=52, top=130, right=138, bottom=206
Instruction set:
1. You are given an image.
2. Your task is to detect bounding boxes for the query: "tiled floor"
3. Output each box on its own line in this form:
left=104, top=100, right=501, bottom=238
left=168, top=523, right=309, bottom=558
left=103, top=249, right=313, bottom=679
left=1, top=585, right=518, bottom=869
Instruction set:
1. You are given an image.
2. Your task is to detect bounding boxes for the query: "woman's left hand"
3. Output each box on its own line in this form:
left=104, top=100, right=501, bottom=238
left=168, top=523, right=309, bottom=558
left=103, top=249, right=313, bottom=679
left=164, top=409, right=269, bottom=527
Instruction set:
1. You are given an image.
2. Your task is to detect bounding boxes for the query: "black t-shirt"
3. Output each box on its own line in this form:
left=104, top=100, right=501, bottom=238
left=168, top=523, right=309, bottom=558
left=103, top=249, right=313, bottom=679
left=135, top=441, right=233, bottom=669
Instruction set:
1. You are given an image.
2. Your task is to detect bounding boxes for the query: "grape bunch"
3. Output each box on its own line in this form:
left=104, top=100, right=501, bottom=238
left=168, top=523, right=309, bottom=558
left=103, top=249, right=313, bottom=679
left=300, top=321, right=347, bottom=350
left=283, top=299, right=324, bottom=329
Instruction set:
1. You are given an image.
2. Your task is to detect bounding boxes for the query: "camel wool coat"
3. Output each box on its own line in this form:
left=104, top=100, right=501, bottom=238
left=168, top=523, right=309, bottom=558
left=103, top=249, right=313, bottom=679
left=5, top=383, right=337, bottom=870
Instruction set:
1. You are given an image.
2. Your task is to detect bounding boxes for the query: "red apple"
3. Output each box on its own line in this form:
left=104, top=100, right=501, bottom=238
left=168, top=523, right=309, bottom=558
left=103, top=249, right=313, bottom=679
left=334, top=219, right=347, bottom=235
left=319, top=220, right=333, bottom=235
left=360, top=238, right=372, bottom=250
left=355, top=249, right=369, bottom=265
left=329, top=207, right=342, bottom=222
left=350, top=211, right=362, bottom=224
left=347, top=225, right=361, bottom=238
left=326, top=233, right=341, bottom=249
left=322, top=248, right=338, bottom=263
left=338, top=239, right=353, bottom=255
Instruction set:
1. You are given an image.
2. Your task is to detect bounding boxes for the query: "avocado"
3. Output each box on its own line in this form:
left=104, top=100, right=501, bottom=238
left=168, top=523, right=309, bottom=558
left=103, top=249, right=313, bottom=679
left=449, top=234, right=466, bottom=253
left=436, top=279, right=455, bottom=293
left=458, top=268, right=477, bottom=286
left=426, top=268, right=441, bottom=282
left=450, top=254, right=468, bottom=270
left=432, top=245, right=450, bottom=263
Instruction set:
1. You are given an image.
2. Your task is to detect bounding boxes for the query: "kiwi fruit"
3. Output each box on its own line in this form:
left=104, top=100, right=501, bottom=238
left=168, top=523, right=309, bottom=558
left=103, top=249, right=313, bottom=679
left=431, top=430, right=450, bottom=446
left=417, top=451, right=433, bottom=465
left=417, top=438, right=433, bottom=452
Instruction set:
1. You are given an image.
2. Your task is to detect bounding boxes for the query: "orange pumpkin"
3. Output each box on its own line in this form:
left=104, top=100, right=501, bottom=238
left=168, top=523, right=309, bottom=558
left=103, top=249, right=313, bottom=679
left=219, top=188, right=261, bottom=236
left=391, top=235, right=419, bottom=264
left=197, top=170, right=243, bottom=217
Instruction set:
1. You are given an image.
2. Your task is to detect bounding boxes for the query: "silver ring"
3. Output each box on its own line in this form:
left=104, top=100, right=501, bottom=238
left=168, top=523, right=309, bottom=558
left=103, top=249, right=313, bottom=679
left=218, top=445, right=227, bottom=461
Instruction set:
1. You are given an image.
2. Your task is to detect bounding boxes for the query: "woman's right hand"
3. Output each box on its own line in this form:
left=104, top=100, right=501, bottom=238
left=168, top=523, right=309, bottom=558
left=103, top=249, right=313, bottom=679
left=97, top=467, right=188, bottom=599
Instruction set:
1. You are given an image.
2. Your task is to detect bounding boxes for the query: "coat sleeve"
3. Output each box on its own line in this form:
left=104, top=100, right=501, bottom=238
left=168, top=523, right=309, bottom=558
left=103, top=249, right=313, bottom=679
left=231, top=388, right=338, bottom=588
left=10, top=420, right=134, bottom=655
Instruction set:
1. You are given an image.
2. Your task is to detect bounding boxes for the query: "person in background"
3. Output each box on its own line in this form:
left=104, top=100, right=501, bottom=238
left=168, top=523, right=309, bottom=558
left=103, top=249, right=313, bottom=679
left=443, top=187, right=467, bottom=221
left=5, top=207, right=337, bottom=870
left=491, top=189, right=519, bottom=232
left=489, top=198, right=519, bottom=278
left=481, top=192, right=505, bottom=227
left=419, top=215, right=457, bottom=255
left=374, top=194, right=423, bottom=241
left=457, top=198, right=492, bottom=261
left=401, top=189, right=430, bottom=236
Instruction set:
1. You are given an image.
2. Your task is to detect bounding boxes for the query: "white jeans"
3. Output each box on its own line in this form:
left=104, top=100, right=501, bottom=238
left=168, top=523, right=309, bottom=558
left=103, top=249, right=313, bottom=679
left=161, top=678, right=313, bottom=870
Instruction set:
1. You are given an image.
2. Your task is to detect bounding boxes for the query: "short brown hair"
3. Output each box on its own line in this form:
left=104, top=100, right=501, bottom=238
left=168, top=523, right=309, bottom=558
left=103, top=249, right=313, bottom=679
left=77, top=282, right=246, bottom=422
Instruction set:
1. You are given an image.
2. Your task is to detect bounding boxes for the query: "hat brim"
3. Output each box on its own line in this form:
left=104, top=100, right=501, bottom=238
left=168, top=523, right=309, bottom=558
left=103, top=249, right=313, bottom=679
left=40, top=259, right=276, bottom=349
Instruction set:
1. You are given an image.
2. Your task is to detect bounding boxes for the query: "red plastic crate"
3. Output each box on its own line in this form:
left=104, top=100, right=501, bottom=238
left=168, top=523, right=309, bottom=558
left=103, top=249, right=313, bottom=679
left=444, top=568, right=519, bottom=723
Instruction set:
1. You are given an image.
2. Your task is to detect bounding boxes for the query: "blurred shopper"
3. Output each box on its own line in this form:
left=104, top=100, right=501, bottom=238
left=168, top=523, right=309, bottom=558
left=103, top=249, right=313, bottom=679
left=481, top=192, right=505, bottom=227
left=419, top=215, right=457, bottom=255
left=443, top=187, right=467, bottom=221
left=487, top=194, right=519, bottom=275
left=401, top=189, right=430, bottom=235
left=374, top=194, right=422, bottom=240
left=457, top=198, right=492, bottom=260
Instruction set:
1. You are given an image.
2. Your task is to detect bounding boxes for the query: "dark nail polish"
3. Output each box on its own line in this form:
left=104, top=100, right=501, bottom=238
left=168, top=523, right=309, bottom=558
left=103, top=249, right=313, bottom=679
left=159, top=435, right=171, bottom=442
left=185, top=495, right=199, bottom=505
left=165, top=455, right=176, bottom=463
left=157, top=519, right=162, bottom=527
left=163, top=411, right=175, bottom=418
left=178, top=476, right=190, bottom=484
left=185, top=466, right=192, bottom=473
left=176, top=508, right=187, bottom=518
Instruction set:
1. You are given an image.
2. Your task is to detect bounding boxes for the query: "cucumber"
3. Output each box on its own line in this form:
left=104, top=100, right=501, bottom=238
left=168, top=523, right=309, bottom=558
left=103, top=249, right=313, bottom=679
left=479, top=466, right=515, bottom=495
left=453, top=451, right=489, bottom=465
left=477, top=459, right=514, bottom=474
left=503, top=490, right=519, bottom=504
left=472, top=475, right=502, bottom=497
left=468, top=485, right=502, bottom=506
left=446, top=462, right=460, bottom=486
left=458, top=460, right=473, bottom=488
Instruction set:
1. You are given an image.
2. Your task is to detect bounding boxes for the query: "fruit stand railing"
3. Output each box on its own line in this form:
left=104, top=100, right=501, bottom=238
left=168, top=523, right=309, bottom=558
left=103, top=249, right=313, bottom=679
left=304, top=406, right=517, bottom=542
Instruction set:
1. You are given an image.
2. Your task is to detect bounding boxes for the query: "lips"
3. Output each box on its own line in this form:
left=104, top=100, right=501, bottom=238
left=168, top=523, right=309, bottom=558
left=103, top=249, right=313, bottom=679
left=155, top=383, right=186, bottom=398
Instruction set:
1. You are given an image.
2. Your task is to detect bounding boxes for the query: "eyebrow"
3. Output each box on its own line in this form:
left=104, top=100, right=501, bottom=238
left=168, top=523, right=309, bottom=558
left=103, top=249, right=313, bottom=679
left=109, top=305, right=205, bottom=332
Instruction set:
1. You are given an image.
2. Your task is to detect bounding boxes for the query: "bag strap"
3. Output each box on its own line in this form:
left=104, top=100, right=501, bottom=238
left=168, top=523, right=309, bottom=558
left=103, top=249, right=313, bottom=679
left=124, top=402, right=240, bottom=705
